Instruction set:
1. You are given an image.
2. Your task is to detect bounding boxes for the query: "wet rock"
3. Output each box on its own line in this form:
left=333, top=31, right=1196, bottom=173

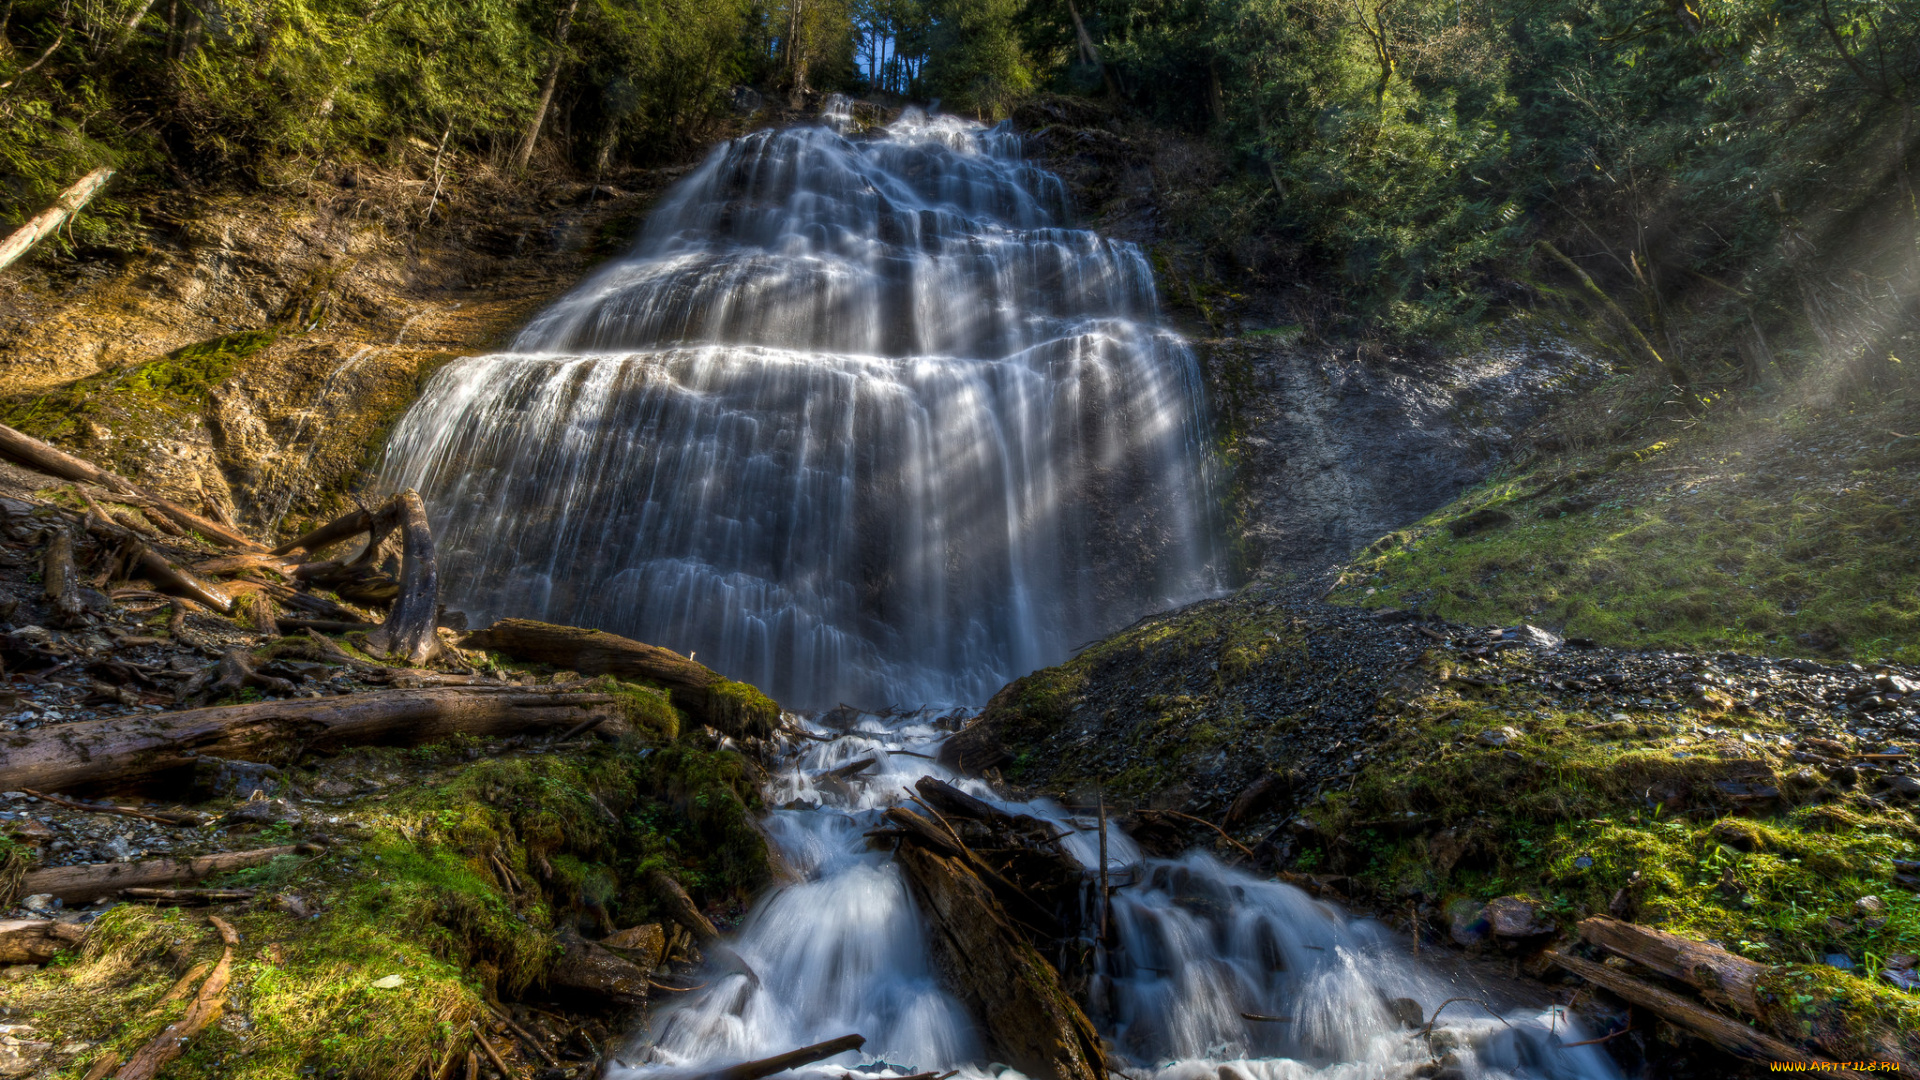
left=1385, top=996, right=1424, bottom=1029
left=2, top=819, right=52, bottom=847
left=1517, top=624, right=1562, bottom=650
left=1484, top=895, right=1555, bottom=938
left=219, top=798, right=300, bottom=828
left=1447, top=899, right=1490, bottom=945
left=1223, top=770, right=1296, bottom=827
left=1881, top=774, right=1920, bottom=801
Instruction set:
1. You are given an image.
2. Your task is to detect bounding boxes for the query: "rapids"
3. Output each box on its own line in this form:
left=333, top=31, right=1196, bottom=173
left=609, top=710, right=1625, bottom=1080
left=380, top=102, right=1220, bottom=709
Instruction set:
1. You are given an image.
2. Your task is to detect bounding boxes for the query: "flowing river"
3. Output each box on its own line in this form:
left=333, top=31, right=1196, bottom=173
left=383, top=104, right=1625, bottom=1080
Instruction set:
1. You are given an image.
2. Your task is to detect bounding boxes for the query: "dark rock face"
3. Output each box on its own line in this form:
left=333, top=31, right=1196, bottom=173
left=1202, top=338, right=1608, bottom=578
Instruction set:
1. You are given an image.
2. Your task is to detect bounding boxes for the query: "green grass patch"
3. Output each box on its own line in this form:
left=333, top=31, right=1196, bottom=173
left=1328, top=404, right=1920, bottom=663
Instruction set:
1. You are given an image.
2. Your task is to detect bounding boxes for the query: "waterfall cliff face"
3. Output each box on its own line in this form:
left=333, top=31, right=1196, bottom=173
left=380, top=107, right=1220, bottom=708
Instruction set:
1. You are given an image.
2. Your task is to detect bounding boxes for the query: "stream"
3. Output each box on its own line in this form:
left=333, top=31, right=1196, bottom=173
left=383, top=103, right=1627, bottom=1080
left=613, top=710, right=1624, bottom=1080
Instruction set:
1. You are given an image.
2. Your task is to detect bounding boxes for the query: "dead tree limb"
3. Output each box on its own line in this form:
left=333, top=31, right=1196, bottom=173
left=136, top=543, right=233, bottom=612
left=1577, top=916, right=1768, bottom=1018
left=1537, top=241, right=1696, bottom=406
left=709, top=1034, right=865, bottom=1080
left=461, top=619, right=780, bottom=738
left=0, top=918, right=88, bottom=964
left=0, top=422, right=259, bottom=550
left=22, top=847, right=310, bottom=905
left=1546, top=949, right=1834, bottom=1068
left=112, top=915, right=238, bottom=1080
left=18, top=789, right=201, bottom=827
left=121, top=888, right=257, bottom=904
left=645, top=869, right=720, bottom=942
left=0, top=167, right=112, bottom=274
left=0, top=686, right=624, bottom=794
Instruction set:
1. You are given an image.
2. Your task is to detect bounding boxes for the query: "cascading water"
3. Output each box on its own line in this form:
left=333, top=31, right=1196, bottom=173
left=386, top=103, right=1625, bottom=1080
left=380, top=105, right=1220, bottom=709
left=615, top=711, right=1626, bottom=1080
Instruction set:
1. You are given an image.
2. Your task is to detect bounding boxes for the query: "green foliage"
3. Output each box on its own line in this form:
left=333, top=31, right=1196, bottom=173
left=920, top=0, right=1035, bottom=116
left=1011, top=0, right=1920, bottom=355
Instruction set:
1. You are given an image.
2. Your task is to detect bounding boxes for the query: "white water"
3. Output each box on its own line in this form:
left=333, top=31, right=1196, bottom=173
left=612, top=710, right=1625, bottom=1080
left=380, top=105, right=1220, bottom=710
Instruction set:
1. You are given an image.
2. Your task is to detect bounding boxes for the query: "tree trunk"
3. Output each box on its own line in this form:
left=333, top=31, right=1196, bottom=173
left=0, top=167, right=111, bottom=274
left=0, top=686, right=622, bottom=794
left=514, top=0, right=580, bottom=171
left=1577, top=916, right=1767, bottom=1018
left=364, top=489, right=440, bottom=665
left=460, top=619, right=781, bottom=738
left=889, top=812, right=1107, bottom=1080
left=1545, top=950, right=1832, bottom=1067
left=1064, top=0, right=1120, bottom=98
left=18, top=847, right=309, bottom=905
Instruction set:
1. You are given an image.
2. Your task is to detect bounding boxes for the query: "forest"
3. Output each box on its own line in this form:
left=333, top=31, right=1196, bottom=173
left=0, top=0, right=1915, bottom=380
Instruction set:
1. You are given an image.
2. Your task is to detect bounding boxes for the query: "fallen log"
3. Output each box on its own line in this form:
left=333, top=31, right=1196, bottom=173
left=547, top=928, right=650, bottom=1008
left=20, top=847, right=310, bottom=905
left=461, top=618, right=780, bottom=739
left=0, top=918, right=88, bottom=964
left=18, top=789, right=201, bottom=827
left=0, top=422, right=259, bottom=550
left=1577, top=915, right=1767, bottom=1017
left=0, top=686, right=625, bottom=794
left=0, top=167, right=112, bottom=274
left=113, top=915, right=238, bottom=1080
left=1546, top=949, right=1833, bottom=1068
left=270, top=507, right=374, bottom=558
left=889, top=808, right=1105, bottom=1080
left=121, top=888, right=257, bottom=904
left=709, top=1034, right=865, bottom=1080
left=364, top=490, right=441, bottom=665
left=645, top=869, right=719, bottom=942
left=135, top=544, right=232, bottom=612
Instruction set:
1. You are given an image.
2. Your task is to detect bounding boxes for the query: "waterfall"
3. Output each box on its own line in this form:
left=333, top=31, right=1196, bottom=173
left=613, top=709, right=1626, bottom=1080
left=380, top=105, right=1221, bottom=709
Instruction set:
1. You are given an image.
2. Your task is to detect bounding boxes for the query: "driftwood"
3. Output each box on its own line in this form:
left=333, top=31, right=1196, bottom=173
left=709, top=1034, right=865, bottom=1080
left=1546, top=949, right=1832, bottom=1067
left=646, top=869, right=720, bottom=941
left=1577, top=915, right=1767, bottom=1018
left=461, top=619, right=781, bottom=738
left=0, top=918, right=88, bottom=964
left=136, top=544, right=232, bottom=612
left=113, top=916, right=238, bottom=1080
left=470, top=1023, right=513, bottom=1079
left=888, top=807, right=1105, bottom=1080
left=0, top=686, right=624, bottom=794
left=19, top=846, right=313, bottom=905
left=211, top=647, right=296, bottom=697
left=0, top=422, right=259, bottom=550
left=0, top=167, right=112, bottom=274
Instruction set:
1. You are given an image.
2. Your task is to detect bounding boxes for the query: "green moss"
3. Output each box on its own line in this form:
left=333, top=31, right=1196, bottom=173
left=8, top=734, right=772, bottom=1079
left=3, top=330, right=278, bottom=477
left=704, top=678, right=779, bottom=740
left=1301, top=671, right=1920, bottom=1059
left=589, top=675, right=683, bottom=742
left=1327, top=401, right=1920, bottom=663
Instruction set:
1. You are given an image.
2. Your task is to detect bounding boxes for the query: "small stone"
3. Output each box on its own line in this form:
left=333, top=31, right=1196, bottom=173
left=1484, top=895, right=1556, bottom=938
left=1857, top=895, right=1887, bottom=916
left=370, top=974, right=405, bottom=989
left=1880, top=774, right=1920, bottom=801
left=19, top=894, right=55, bottom=913
left=1448, top=899, right=1490, bottom=946
left=1826, top=953, right=1855, bottom=971
left=1609, top=713, right=1632, bottom=724
left=1573, top=855, right=1594, bottom=870
left=1477, top=727, right=1522, bottom=748
left=1518, top=624, right=1562, bottom=650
